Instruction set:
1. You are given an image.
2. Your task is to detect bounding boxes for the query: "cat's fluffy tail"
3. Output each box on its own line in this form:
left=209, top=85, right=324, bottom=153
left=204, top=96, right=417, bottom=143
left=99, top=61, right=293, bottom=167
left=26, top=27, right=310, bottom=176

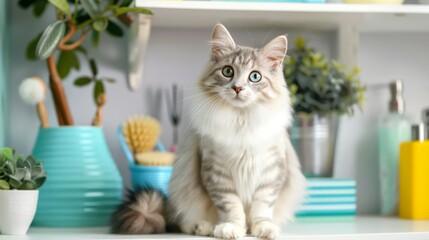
left=111, top=189, right=166, bottom=234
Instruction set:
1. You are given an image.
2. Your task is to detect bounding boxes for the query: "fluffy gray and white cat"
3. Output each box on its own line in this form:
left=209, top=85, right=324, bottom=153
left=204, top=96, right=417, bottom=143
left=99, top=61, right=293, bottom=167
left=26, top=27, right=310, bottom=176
left=111, top=24, right=306, bottom=240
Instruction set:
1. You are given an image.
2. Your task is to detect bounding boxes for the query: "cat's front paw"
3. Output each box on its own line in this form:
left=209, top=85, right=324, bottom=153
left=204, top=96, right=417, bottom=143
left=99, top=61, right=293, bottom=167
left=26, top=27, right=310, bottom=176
left=214, top=222, right=246, bottom=239
left=251, top=221, right=280, bottom=240
left=194, top=220, right=214, bottom=236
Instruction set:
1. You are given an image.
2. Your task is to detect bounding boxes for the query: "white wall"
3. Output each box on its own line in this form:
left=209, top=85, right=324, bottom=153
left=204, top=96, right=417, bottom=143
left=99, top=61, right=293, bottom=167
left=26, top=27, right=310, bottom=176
left=7, top=3, right=429, bottom=214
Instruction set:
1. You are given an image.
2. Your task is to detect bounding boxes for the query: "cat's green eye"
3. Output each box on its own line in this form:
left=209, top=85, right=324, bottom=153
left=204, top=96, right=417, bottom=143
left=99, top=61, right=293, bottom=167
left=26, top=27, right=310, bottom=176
left=222, top=66, right=234, bottom=78
left=249, top=71, right=262, bottom=83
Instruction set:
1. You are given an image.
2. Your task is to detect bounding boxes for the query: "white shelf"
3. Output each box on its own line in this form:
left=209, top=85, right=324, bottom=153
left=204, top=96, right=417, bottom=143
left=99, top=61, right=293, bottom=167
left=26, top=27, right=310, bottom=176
left=1, top=216, right=429, bottom=240
left=136, top=0, right=429, bottom=32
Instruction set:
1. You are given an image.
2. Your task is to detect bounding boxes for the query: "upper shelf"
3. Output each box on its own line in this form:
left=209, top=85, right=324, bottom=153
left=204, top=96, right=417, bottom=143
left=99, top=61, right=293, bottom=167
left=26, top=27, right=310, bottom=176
left=135, top=0, right=429, bottom=32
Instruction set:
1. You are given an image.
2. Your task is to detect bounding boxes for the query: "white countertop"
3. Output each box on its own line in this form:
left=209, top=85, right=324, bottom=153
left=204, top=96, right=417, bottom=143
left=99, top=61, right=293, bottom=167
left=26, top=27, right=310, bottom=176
left=1, top=216, right=429, bottom=240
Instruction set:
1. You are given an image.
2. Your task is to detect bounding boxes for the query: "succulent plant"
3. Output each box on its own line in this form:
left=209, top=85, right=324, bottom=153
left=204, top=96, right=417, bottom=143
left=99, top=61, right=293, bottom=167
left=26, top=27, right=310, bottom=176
left=284, top=37, right=366, bottom=116
left=0, top=148, right=47, bottom=190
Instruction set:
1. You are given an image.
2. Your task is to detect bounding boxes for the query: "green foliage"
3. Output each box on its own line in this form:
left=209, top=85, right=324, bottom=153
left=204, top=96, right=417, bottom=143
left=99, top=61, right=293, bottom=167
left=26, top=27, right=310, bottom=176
left=73, top=58, right=114, bottom=104
left=19, top=0, right=152, bottom=106
left=48, top=0, right=71, bottom=16
left=36, top=20, right=66, bottom=60
left=284, top=37, right=366, bottom=116
left=33, top=0, right=48, bottom=17
left=0, top=148, right=47, bottom=190
left=57, top=49, right=80, bottom=78
left=106, top=20, right=123, bottom=37
left=26, top=33, right=43, bottom=60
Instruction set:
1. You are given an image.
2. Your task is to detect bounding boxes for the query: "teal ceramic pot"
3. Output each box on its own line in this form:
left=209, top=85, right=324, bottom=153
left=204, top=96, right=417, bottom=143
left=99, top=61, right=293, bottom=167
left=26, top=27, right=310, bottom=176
left=32, top=127, right=123, bottom=227
left=130, top=165, right=172, bottom=196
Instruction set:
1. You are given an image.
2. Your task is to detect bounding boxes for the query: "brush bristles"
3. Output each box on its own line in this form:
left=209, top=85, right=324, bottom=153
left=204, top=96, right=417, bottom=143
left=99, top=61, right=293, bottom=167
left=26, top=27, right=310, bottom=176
left=123, top=115, right=161, bottom=155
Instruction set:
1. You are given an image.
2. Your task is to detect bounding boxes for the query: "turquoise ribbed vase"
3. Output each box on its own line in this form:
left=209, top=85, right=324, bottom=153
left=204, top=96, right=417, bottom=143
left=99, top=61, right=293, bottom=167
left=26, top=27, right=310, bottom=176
left=32, top=127, right=123, bottom=227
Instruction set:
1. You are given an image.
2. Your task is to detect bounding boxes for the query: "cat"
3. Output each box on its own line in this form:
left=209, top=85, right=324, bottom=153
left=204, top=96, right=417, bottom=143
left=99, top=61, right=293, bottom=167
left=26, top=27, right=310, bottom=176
left=111, top=24, right=306, bottom=240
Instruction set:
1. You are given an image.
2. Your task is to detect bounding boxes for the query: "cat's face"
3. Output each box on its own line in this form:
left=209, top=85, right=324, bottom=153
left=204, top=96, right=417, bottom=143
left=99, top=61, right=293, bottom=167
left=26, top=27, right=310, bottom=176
left=199, top=24, right=288, bottom=108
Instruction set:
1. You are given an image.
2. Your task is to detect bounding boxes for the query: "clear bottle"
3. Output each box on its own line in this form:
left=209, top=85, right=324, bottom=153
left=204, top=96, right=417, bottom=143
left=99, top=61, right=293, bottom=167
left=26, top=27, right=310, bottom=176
left=378, top=80, right=411, bottom=216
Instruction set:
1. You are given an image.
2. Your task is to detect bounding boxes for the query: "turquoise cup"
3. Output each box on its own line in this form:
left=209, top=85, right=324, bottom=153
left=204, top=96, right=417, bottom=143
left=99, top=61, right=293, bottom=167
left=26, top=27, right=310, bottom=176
left=32, top=127, right=123, bottom=227
left=130, top=165, right=172, bottom=196
left=118, top=125, right=172, bottom=196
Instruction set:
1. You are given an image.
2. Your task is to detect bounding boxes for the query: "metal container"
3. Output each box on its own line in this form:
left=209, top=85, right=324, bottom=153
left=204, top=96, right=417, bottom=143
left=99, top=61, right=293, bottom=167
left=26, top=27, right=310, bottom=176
left=290, top=114, right=340, bottom=177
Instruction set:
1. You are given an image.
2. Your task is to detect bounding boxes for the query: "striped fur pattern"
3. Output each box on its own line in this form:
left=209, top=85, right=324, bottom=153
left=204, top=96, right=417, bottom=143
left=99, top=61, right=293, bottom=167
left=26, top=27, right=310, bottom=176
left=168, top=24, right=306, bottom=239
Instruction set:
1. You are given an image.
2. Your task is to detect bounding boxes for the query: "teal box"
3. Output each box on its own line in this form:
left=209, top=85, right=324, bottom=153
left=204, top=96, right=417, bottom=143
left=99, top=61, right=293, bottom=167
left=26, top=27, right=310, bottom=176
left=32, top=127, right=123, bottom=227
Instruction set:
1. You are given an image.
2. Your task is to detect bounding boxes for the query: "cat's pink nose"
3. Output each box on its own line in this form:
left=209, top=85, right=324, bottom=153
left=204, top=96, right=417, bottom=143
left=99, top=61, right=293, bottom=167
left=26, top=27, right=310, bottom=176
left=232, top=86, right=242, bottom=94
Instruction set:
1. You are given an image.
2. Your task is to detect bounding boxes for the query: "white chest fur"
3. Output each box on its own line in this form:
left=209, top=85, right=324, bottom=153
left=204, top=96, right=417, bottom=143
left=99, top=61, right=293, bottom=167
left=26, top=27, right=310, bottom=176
left=194, top=99, right=289, bottom=204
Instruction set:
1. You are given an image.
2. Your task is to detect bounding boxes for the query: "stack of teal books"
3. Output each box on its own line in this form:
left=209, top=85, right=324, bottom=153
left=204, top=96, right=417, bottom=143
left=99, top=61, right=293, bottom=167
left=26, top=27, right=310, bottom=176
left=296, top=178, right=356, bottom=218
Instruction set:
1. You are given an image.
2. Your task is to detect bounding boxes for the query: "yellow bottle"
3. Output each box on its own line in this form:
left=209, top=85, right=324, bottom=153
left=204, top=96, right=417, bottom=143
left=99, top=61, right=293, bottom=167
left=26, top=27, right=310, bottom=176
left=399, top=123, right=429, bottom=219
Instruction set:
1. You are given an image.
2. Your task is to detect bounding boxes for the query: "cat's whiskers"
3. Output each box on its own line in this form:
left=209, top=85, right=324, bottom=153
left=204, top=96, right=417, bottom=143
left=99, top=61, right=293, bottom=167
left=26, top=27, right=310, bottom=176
left=184, top=94, right=219, bottom=131
left=200, top=94, right=222, bottom=140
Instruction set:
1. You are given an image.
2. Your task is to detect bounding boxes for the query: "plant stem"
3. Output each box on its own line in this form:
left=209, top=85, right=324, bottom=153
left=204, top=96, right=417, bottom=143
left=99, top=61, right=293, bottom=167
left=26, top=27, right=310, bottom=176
left=73, top=0, right=79, bottom=21
left=60, top=24, right=77, bottom=46
left=47, top=55, right=74, bottom=126
left=58, top=29, right=88, bottom=51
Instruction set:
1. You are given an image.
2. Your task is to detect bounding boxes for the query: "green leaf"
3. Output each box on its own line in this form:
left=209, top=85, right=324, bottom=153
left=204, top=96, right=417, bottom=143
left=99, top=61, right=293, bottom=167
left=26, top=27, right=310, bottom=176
left=19, top=180, right=37, bottom=190
left=81, top=0, right=100, bottom=18
left=14, top=168, right=27, bottom=181
left=33, top=0, right=48, bottom=17
left=120, top=0, right=133, bottom=7
left=93, top=19, right=108, bottom=32
left=0, top=179, right=10, bottom=190
left=57, top=50, right=80, bottom=79
left=34, top=176, right=47, bottom=189
left=31, top=166, right=43, bottom=178
left=18, top=0, right=39, bottom=9
left=4, top=161, right=14, bottom=175
left=8, top=176, right=22, bottom=189
left=104, top=4, right=119, bottom=11
left=48, top=0, right=71, bottom=16
left=36, top=20, right=66, bottom=60
left=76, top=11, right=91, bottom=25
left=26, top=33, right=43, bottom=60
left=104, top=78, right=116, bottom=83
left=74, top=76, right=92, bottom=86
left=23, top=160, right=32, bottom=170
left=89, top=58, right=98, bottom=76
left=114, top=7, right=152, bottom=16
left=93, top=80, right=105, bottom=104
left=0, top=148, right=14, bottom=160
left=92, top=30, right=100, bottom=49
left=75, top=46, right=88, bottom=56
left=106, top=20, right=123, bottom=37
left=26, top=155, right=37, bottom=165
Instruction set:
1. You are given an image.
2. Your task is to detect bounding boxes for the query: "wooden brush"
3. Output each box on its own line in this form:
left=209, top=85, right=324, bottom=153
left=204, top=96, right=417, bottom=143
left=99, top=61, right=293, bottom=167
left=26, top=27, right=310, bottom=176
left=135, top=151, right=174, bottom=166
left=92, top=93, right=107, bottom=126
left=123, top=115, right=161, bottom=156
left=19, top=77, right=49, bottom=128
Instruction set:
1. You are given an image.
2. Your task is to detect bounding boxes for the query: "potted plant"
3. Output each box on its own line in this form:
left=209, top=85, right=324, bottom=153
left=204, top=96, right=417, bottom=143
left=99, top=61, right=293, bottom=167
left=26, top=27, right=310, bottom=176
left=0, top=148, right=46, bottom=235
left=16, top=0, right=152, bottom=227
left=284, top=37, right=365, bottom=177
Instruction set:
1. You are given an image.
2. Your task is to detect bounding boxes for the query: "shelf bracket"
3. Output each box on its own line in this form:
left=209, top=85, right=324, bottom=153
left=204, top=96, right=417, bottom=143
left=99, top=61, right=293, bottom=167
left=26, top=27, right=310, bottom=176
left=128, top=15, right=151, bottom=91
left=337, top=23, right=359, bottom=70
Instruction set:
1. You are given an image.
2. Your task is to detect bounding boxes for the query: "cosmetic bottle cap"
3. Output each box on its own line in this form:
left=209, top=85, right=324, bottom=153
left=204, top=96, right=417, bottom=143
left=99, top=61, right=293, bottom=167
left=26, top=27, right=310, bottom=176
left=389, top=80, right=405, bottom=114
left=412, top=123, right=427, bottom=142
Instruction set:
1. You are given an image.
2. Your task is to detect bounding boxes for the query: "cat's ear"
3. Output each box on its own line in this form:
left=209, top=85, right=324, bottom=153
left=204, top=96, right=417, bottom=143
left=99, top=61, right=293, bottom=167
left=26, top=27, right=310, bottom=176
left=211, top=24, right=236, bottom=60
left=261, top=35, right=288, bottom=70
